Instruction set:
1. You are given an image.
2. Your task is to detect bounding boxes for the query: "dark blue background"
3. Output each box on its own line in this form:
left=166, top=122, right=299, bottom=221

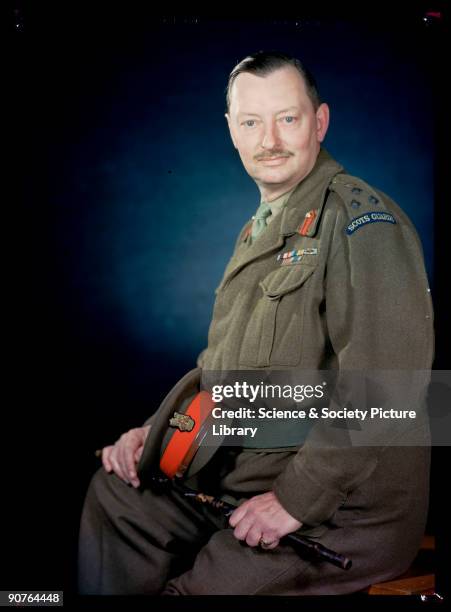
left=11, top=7, right=449, bottom=600
left=43, top=17, right=435, bottom=429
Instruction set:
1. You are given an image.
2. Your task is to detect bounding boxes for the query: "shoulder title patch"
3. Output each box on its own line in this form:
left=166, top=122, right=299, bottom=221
left=346, top=211, right=396, bottom=235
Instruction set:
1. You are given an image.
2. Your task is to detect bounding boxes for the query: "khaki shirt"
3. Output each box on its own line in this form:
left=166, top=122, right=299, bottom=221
left=262, top=186, right=297, bottom=226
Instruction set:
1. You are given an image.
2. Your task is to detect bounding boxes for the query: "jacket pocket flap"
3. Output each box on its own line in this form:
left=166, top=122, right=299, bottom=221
left=260, top=264, right=316, bottom=299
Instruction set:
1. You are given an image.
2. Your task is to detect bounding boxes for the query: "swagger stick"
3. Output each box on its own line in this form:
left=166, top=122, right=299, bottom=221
left=152, top=474, right=352, bottom=571
left=94, top=451, right=351, bottom=570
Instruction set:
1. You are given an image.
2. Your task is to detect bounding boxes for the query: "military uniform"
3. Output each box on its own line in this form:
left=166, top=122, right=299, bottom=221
left=78, top=149, right=434, bottom=595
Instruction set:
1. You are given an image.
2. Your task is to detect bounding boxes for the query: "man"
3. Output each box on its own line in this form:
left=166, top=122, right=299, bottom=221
left=78, top=52, right=434, bottom=595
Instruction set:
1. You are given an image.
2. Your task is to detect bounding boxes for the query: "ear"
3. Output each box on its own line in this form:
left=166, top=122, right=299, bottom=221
left=225, top=112, right=238, bottom=149
left=315, top=103, right=330, bottom=143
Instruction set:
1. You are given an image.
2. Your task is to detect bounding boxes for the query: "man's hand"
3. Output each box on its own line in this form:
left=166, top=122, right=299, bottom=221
left=101, top=425, right=151, bottom=488
left=229, top=491, right=302, bottom=549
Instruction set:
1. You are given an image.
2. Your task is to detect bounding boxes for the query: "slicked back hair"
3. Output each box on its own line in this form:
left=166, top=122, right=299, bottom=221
left=226, top=51, right=321, bottom=113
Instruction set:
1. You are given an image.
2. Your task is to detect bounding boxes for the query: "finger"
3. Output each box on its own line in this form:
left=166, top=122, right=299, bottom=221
left=116, top=435, right=132, bottom=483
left=133, top=427, right=148, bottom=464
left=232, top=514, right=254, bottom=542
left=132, top=448, right=143, bottom=486
left=123, top=439, right=137, bottom=478
left=259, top=533, right=279, bottom=550
left=245, top=526, right=263, bottom=547
left=101, top=447, right=113, bottom=472
left=109, top=451, right=129, bottom=484
left=229, top=502, right=249, bottom=528
left=123, top=437, right=140, bottom=487
left=134, top=445, right=144, bottom=463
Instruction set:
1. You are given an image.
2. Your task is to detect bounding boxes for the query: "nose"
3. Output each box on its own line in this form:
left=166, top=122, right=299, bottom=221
left=261, top=120, right=281, bottom=150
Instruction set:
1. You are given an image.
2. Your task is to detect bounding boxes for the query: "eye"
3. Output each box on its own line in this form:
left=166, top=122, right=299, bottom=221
left=243, top=119, right=256, bottom=128
left=283, top=116, right=297, bottom=124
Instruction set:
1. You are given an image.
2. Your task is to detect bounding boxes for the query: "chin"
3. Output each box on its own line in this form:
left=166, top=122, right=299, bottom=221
left=258, top=171, right=292, bottom=184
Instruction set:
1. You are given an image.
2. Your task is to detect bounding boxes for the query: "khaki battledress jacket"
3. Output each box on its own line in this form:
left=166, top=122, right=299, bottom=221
left=138, top=148, right=434, bottom=592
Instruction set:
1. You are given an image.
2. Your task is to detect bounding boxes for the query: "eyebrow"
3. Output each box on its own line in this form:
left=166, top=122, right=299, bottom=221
left=238, top=106, right=299, bottom=118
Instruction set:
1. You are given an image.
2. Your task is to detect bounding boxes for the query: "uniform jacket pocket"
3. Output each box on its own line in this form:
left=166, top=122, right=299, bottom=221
left=239, top=264, right=316, bottom=367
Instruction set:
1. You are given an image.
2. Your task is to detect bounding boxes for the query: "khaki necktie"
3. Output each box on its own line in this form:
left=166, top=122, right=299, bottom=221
left=251, top=201, right=272, bottom=241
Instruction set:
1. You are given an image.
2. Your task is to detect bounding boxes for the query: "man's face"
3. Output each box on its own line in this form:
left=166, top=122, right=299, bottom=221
left=225, top=67, right=329, bottom=193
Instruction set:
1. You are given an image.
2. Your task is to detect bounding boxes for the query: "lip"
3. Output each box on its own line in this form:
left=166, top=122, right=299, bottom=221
left=258, top=156, right=289, bottom=165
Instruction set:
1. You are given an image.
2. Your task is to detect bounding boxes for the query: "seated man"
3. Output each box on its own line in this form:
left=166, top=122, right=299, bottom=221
left=78, top=51, right=434, bottom=595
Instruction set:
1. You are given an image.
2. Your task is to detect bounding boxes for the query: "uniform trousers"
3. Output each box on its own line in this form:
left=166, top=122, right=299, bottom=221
left=78, top=460, right=420, bottom=596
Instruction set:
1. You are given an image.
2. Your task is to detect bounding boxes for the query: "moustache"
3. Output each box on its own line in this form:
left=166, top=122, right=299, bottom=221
left=255, top=151, right=293, bottom=161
